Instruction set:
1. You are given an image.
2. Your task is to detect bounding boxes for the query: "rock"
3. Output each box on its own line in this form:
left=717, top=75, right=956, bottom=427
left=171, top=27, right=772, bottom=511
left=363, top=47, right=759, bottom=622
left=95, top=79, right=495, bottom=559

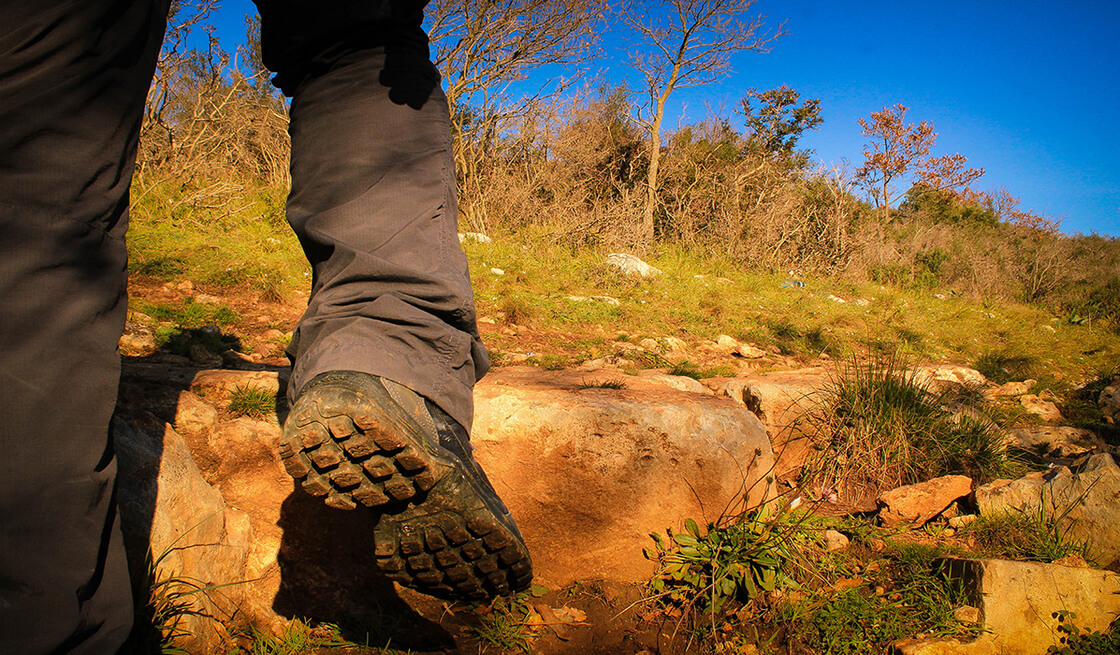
left=606, top=253, right=662, bottom=278
left=566, top=295, right=621, bottom=306
left=1019, top=394, right=1062, bottom=421
left=261, top=328, right=285, bottom=341
left=188, top=343, right=223, bottom=368
left=472, top=367, right=776, bottom=587
left=458, top=231, right=492, bottom=244
left=715, top=334, right=739, bottom=351
left=974, top=454, right=1120, bottom=566
left=894, top=558, right=1120, bottom=654
left=190, top=369, right=286, bottom=403
left=877, top=476, right=973, bottom=529
left=715, top=369, right=828, bottom=435
left=990, top=379, right=1036, bottom=397
left=737, top=344, right=766, bottom=359
left=1100, top=377, right=1120, bottom=422
left=490, top=267, right=505, bottom=275
left=911, top=365, right=987, bottom=393
left=1004, top=426, right=1104, bottom=458
left=635, top=370, right=711, bottom=395
left=827, top=294, right=846, bottom=303
left=176, top=280, right=195, bottom=292
left=948, top=514, right=977, bottom=529
left=194, top=293, right=221, bottom=304
left=173, top=390, right=219, bottom=441
left=639, top=338, right=659, bottom=351
left=119, top=322, right=158, bottom=355
left=113, top=415, right=255, bottom=654
left=822, top=529, right=849, bottom=551
left=220, top=349, right=260, bottom=369
left=953, top=605, right=981, bottom=625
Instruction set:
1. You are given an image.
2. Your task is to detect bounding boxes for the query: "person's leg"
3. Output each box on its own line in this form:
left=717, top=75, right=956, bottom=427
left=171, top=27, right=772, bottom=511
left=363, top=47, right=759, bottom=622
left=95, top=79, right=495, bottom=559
left=0, top=1, right=169, bottom=652
left=254, top=1, right=531, bottom=598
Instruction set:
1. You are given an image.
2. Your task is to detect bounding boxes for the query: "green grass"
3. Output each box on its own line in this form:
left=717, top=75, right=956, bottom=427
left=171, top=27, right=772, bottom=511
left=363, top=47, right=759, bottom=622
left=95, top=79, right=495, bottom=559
left=228, top=385, right=276, bottom=419
left=802, top=354, right=1013, bottom=505
left=961, top=510, right=1096, bottom=564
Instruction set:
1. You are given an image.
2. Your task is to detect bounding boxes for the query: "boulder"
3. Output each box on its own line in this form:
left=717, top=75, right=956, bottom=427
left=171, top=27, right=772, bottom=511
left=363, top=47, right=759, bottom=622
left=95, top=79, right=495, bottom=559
left=1100, top=377, right=1120, bottom=422
left=116, top=366, right=777, bottom=650
left=635, top=370, right=711, bottom=395
left=894, top=558, right=1120, bottom=654
left=472, top=367, right=776, bottom=587
left=1003, top=426, right=1105, bottom=458
left=113, top=414, right=257, bottom=653
left=606, top=253, right=662, bottom=278
left=1019, top=394, right=1062, bottom=421
left=911, top=365, right=987, bottom=393
left=877, top=476, right=973, bottom=529
left=974, top=454, right=1120, bottom=566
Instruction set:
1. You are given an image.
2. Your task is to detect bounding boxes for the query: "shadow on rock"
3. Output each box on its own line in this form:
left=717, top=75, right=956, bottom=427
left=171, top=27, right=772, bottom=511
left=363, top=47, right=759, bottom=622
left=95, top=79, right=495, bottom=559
left=273, top=485, right=456, bottom=652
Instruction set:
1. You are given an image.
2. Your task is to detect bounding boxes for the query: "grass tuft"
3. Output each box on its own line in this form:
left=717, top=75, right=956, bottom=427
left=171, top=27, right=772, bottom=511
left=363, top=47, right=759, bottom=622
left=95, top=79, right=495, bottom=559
left=228, top=385, right=276, bottom=419
left=804, top=354, right=1011, bottom=506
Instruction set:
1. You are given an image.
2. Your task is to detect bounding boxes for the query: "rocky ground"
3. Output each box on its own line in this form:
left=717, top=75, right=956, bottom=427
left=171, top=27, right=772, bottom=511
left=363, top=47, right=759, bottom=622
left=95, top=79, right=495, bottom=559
left=116, top=272, right=1120, bottom=655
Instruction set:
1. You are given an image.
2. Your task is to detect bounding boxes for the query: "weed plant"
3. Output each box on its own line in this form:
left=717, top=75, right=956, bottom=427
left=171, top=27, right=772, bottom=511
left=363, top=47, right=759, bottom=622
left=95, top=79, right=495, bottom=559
left=125, top=547, right=214, bottom=654
left=469, top=594, right=537, bottom=653
left=781, top=540, right=978, bottom=654
left=803, top=354, right=1011, bottom=505
left=975, top=349, right=1038, bottom=384
left=1048, top=613, right=1120, bottom=654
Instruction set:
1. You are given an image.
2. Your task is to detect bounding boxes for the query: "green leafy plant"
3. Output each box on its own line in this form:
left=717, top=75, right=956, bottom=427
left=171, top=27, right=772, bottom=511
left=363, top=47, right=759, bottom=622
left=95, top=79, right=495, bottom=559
left=1047, top=611, right=1120, bottom=654
left=576, top=378, right=627, bottom=390
left=645, top=506, right=804, bottom=621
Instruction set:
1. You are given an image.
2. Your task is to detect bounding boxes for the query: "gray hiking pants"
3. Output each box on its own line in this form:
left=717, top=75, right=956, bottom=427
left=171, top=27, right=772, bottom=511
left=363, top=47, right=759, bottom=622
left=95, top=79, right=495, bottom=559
left=0, top=1, right=486, bottom=652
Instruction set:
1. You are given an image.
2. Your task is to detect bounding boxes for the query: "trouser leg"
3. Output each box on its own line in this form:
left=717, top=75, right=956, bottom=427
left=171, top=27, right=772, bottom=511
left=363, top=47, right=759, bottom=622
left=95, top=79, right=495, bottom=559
left=0, top=1, right=168, bottom=653
left=256, top=3, right=489, bottom=431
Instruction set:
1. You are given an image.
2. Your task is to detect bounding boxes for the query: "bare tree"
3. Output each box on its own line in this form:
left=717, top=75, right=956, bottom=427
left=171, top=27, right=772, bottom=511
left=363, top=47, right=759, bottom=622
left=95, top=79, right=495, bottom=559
left=427, top=0, right=605, bottom=232
left=625, top=0, right=782, bottom=248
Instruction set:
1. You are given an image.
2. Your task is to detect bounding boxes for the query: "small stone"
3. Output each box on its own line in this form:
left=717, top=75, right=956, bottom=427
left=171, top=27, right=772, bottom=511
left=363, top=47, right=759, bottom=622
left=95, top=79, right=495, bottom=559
left=490, top=267, right=505, bottom=276
left=1020, top=394, right=1062, bottom=421
left=948, top=514, right=977, bottom=529
left=639, top=338, right=659, bottom=351
left=606, top=253, right=662, bottom=278
left=716, top=334, right=740, bottom=350
left=176, top=280, right=195, bottom=292
left=458, top=232, right=492, bottom=244
left=737, top=344, right=766, bottom=359
left=262, top=328, right=284, bottom=340
left=822, top=529, right=849, bottom=552
left=194, top=293, right=221, bottom=304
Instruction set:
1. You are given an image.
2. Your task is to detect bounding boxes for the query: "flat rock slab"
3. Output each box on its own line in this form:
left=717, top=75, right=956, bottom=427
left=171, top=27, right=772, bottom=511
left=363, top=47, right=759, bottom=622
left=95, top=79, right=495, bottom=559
left=472, top=367, right=776, bottom=587
left=896, top=558, right=1120, bottom=654
left=877, top=475, right=973, bottom=529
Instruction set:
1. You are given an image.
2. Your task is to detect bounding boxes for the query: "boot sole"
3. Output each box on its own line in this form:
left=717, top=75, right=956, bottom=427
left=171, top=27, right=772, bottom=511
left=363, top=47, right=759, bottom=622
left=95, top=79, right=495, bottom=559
left=279, top=372, right=532, bottom=598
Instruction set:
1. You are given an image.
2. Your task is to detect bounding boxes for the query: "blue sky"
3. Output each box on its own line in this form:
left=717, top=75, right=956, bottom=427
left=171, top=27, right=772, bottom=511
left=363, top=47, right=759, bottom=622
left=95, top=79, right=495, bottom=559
left=209, top=0, right=1119, bottom=237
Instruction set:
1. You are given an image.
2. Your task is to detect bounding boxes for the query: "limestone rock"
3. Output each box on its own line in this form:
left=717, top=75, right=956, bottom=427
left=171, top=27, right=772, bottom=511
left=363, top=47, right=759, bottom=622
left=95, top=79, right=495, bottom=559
left=1004, top=426, right=1104, bottom=458
left=458, top=231, right=492, bottom=244
left=472, top=367, right=776, bottom=587
left=113, top=415, right=255, bottom=654
left=606, top=253, right=662, bottom=278
left=822, top=529, right=849, bottom=552
left=1019, top=394, right=1062, bottom=421
left=911, top=365, right=987, bottom=393
left=1100, top=377, right=1120, bottom=422
left=190, top=369, right=287, bottom=404
left=635, top=370, right=710, bottom=395
left=895, top=558, right=1120, bottom=654
left=877, top=475, right=973, bottom=528
left=173, top=390, right=219, bottom=441
left=989, top=379, right=1036, bottom=397
left=974, top=454, right=1120, bottom=566
left=737, top=344, right=766, bottom=359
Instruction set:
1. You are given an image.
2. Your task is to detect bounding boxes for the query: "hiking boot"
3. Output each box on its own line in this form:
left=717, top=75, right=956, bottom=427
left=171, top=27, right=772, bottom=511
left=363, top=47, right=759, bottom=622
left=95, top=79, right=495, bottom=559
left=279, top=370, right=532, bottom=599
